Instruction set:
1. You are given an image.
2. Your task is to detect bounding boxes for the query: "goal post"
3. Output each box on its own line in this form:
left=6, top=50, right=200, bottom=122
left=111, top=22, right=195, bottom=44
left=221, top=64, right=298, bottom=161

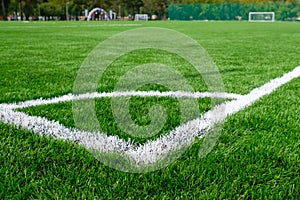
left=134, top=14, right=148, bottom=21
left=249, top=12, right=275, bottom=22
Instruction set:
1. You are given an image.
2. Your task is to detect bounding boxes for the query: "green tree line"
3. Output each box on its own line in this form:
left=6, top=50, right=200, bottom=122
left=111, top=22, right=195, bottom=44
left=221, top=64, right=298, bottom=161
left=0, top=0, right=299, bottom=20
left=169, top=2, right=300, bottom=20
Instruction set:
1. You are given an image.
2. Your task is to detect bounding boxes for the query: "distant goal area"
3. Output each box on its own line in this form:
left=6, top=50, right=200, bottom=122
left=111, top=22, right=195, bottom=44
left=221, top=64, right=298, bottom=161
left=249, top=12, right=275, bottom=22
left=134, top=14, right=149, bottom=21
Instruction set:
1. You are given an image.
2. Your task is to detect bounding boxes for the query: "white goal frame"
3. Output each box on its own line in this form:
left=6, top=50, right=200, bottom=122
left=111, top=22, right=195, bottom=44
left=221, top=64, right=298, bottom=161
left=248, top=12, right=275, bottom=22
left=134, top=14, right=148, bottom=21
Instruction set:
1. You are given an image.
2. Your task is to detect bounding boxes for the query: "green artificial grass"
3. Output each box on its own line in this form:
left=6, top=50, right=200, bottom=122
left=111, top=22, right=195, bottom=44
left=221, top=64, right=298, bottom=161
left=0, top=21, right=299, bottom=199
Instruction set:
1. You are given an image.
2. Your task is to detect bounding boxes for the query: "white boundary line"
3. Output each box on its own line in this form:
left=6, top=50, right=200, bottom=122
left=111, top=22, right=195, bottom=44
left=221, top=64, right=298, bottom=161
left=5, top=91, right=243, bottom=109
left=0, top=66, right=299, bottom=166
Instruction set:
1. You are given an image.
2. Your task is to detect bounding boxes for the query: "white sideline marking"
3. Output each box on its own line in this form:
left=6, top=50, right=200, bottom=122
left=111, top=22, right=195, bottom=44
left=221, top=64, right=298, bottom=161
left=6, top=91, right=242, bottom=109
left=0, top=66, right=299, bottom=166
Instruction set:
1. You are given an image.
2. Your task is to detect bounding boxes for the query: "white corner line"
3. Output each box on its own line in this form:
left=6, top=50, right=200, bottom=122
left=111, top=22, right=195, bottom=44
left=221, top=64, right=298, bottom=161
left=5, top=91, right=243, bottom=109
left=0, top=66, right=299, bottom=166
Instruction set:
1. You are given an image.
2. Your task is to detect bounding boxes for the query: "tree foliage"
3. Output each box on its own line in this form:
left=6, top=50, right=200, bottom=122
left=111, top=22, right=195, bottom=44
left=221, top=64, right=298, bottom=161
left=1, top=0, right=167, bottom=20
left=0, top=0, right=299, bottom=20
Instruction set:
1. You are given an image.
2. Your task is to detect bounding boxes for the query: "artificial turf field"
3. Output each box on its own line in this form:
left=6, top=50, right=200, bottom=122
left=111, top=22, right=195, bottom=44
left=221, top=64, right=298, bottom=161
left=0, top=21, right=299, bottom=199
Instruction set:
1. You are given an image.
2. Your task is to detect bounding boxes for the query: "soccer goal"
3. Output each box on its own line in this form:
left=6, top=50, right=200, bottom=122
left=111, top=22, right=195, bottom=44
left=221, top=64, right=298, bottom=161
left=134, top=14, right=148, bottom=21
left=248, top=12, right=275, bottom=22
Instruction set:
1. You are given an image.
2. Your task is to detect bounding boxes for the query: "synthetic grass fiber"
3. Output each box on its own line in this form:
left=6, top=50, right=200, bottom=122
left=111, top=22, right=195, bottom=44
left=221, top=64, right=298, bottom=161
left=0, top=21, right=299, bottom=199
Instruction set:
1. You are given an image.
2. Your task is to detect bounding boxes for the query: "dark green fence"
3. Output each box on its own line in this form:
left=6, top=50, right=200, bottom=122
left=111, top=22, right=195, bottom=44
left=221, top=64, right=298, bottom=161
left=168, top=2, right=300, bottom=21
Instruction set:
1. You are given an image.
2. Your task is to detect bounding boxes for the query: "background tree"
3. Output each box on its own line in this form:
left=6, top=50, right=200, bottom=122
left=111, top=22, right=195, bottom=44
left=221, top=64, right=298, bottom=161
left=18, top=0, right=22, bottom=20
left=2, top=0, right=300, bottom=20
left=1, top=0, right=7, bottom=20
left=23, top=0, right=38, bottom=20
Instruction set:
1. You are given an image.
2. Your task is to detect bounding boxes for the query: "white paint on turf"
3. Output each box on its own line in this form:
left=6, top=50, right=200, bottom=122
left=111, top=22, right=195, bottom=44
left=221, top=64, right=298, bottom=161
left=0, top=66, right=299, bottom=166
left=5, top=91, right=243, bottom=109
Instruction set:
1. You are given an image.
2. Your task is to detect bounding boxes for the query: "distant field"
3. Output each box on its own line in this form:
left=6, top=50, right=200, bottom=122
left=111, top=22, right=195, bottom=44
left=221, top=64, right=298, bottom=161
left=0, top=21, right=299, bottom=199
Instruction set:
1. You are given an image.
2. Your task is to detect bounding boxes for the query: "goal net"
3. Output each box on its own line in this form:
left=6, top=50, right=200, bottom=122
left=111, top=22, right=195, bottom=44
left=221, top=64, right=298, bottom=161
left=248, top=12, right=275, bottom=22
left=134, top=14, right=148, bottom=21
